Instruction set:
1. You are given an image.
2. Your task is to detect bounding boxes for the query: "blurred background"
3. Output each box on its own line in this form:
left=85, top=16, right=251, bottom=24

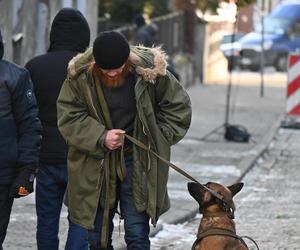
left=0, top=0, right=298, bottom=87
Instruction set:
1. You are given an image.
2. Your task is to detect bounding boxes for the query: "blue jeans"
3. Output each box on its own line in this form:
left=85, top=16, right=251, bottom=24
left=36, top=164, right=88, bottom=250
left=88, top=156, right=150, bottom=250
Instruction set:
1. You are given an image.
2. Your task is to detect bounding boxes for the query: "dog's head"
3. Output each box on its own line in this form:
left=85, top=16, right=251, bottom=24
left=187, top=182, right=243, bottom=217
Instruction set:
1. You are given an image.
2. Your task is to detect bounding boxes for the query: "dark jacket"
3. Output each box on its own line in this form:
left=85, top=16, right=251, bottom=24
left=0, top=30, right=42, bottom=185
left=25, top=8, right=90, bottom=164
left=133, top=24, right=180, bottom=80
left=134, top=23, right=158, bottom=47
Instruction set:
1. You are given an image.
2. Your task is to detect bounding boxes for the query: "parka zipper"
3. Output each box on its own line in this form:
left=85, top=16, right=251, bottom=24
left=135, top=77, right=152, bottom=171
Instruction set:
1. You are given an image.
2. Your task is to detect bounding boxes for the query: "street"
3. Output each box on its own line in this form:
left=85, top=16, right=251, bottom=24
left=150, top=128, right=300, bottom=250
left=207, top=66, right=287, bottom=88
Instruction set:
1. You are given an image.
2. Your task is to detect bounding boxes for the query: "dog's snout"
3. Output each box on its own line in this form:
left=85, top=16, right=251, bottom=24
left=187, top=182, right=198, bottom=193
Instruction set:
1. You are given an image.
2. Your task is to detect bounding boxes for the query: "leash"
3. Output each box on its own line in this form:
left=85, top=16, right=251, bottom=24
left=241, top=235, right=260, bottom=250
left=124, top=134, right=228, bottom=205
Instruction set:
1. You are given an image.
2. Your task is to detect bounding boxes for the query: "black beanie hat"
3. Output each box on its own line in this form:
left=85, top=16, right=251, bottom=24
left=93, top=31, right=130, bottom=69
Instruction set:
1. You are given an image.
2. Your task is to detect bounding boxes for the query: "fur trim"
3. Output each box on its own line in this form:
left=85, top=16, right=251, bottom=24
left=68, top=53, right=83, bottom=77
left=131, top=46, right=168, bottom=82
left=68, top=46, right=168, bottom=82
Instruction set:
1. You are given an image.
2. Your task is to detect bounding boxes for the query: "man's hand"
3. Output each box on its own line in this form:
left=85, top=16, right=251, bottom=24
left=105, top=129, right=125, bottom=150
left=9, top=166, right=36, bottom=198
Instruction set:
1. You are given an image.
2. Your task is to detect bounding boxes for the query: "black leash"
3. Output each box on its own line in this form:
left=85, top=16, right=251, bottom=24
left=125, top=134, right=227, bottom=204
left=241, top=235, right=260, bottom=250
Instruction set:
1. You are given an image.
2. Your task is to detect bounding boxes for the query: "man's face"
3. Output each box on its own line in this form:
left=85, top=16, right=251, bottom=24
left=93, top=62, right=130, bottom=89
left=100, top=64, right=125, bottom=79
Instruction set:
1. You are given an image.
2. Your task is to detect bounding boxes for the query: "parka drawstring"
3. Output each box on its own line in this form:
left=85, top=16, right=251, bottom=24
left=100, top=146, right=127, bottom=248
left=100, top=154, right=110, bottom=248
left=117, top=144, right=127, bottom=181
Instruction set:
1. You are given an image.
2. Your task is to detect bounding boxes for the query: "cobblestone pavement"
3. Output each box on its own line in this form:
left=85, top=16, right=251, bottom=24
left=150, top=128, right=300, bottom=249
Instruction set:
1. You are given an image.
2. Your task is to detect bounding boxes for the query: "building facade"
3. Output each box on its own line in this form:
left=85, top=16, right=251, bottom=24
left=0, top=0, right=98, bottom=65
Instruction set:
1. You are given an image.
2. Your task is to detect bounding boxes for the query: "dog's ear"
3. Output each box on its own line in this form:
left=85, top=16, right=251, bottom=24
left=227, top=182, right=244, bottom=197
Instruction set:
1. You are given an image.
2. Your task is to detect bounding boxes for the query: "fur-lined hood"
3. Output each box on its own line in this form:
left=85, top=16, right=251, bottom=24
left=68, top=46, right=168, bottom=83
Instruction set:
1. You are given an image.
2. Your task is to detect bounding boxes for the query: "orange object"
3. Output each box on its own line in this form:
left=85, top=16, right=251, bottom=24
left=18, top=186, right=29, bottom=196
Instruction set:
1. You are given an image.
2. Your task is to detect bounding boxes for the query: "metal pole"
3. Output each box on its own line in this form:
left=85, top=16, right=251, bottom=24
left=225, top=7, right=238, bottom=126
left=225, top=22, right=236, bottom=126
left=225, top=67, right=232, bottom=126
left=260, top=0, right=265, bottom=97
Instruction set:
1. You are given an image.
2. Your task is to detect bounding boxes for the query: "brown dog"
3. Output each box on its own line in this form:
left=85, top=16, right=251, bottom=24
left=188, top=182, right=249, bottom=250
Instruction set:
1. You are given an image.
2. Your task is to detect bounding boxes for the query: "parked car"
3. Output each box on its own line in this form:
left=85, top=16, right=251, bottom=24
left=220, top=33, right=245, bottom=71
left=237, top=0, right=300, bottom=72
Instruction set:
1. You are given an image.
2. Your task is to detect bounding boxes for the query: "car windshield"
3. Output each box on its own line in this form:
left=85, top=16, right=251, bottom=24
left=255, top=17, right=291, bottom=35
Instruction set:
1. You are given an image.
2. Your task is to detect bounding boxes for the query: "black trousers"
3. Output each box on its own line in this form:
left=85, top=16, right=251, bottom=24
left=0, top=185, right=14, bottom=247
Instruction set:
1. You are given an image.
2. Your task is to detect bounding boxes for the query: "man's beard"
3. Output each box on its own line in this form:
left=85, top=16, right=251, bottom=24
left=91, top=62, right=130, bottom=89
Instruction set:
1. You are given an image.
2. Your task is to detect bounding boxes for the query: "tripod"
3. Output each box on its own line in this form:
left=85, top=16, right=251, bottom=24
left=200, top=17, right=250, bottom=143
left=200, top=64, right=233, bottom=141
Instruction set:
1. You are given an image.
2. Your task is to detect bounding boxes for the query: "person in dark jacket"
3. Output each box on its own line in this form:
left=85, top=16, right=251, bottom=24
left=25, top=8, right=90, bottom=250
left=0, top=29, right=42, bottom=249
left=133, top=14, right=158, bottom=47
left=133, top=14, right=180, bottom=81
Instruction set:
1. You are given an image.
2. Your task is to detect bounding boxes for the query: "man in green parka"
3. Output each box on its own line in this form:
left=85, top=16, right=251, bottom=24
left=57, top=31, right=191, bottom=250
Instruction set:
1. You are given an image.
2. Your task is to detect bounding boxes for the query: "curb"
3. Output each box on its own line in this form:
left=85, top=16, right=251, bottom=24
left=236, top=114, right=282, bottom=182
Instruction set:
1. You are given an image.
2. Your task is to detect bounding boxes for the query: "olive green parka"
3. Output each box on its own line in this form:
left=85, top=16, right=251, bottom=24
left=57, top=45, right=192, bottom=230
